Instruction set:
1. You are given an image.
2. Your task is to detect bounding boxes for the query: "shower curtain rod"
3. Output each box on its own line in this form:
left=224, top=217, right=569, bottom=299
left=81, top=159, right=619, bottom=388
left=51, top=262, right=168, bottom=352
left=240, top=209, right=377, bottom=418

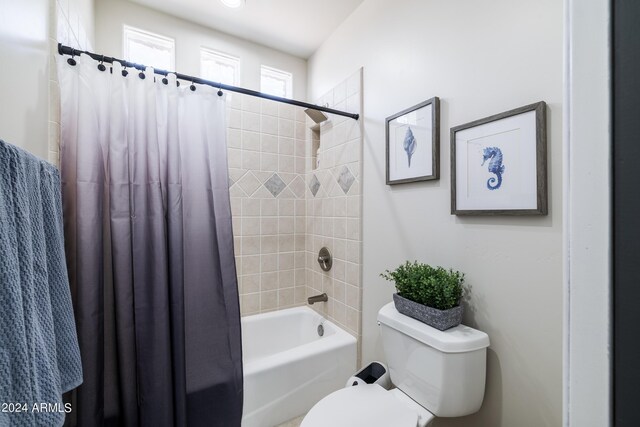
left=58, top=43, right=360, bottom=121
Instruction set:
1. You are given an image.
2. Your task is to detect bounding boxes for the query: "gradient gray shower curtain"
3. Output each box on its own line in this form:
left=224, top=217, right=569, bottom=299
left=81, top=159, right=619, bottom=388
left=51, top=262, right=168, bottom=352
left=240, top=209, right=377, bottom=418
left=57, top=54, right=242, bottom=427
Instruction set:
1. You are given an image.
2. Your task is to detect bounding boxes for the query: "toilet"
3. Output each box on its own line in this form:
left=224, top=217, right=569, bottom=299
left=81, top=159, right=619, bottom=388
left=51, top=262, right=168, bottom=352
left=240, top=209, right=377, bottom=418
left=301, top=302, right=490, bottom=427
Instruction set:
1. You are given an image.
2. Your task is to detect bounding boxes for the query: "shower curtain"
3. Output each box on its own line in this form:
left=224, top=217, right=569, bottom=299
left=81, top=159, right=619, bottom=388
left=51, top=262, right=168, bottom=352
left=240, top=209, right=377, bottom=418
left=57, top=54, right=243, bottom=427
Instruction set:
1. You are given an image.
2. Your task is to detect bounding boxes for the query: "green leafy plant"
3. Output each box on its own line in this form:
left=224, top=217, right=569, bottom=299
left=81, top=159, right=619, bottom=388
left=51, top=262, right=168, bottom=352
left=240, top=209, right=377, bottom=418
left=380, top=261, right=464, bottom=310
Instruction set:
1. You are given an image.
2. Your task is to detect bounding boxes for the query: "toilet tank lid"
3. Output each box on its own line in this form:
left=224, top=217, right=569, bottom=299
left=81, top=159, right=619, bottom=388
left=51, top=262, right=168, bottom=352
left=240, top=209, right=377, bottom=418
left=377, top=302, right=490, bottom=353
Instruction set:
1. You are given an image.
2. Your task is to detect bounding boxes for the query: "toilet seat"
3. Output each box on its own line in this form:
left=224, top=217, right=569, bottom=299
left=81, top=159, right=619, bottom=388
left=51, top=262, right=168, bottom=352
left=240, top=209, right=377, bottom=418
left=301, top=384, right=424, bottom=427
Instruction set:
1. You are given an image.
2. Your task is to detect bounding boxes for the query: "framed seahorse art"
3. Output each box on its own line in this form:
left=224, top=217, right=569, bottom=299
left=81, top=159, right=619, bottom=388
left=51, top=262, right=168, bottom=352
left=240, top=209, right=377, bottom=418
left=385, top=97, right=440, bottom=184
left=450, top=101, right=547, bottom=215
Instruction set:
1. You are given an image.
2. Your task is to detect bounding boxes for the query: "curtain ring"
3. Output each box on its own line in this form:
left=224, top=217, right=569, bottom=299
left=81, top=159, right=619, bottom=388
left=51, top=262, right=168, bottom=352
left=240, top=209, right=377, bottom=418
left=121, top=63, right=128, bottom=77
left=97, top=55, right=106, bottom=72
left=67, top=52, right=76, bottom=66
left=138, top=69, right=146, bottom=80
left=190, top=80, right=196, bottom=92
left=217, top=85, right=223, bottom=97
left=162, top=75, right=169, bottom=85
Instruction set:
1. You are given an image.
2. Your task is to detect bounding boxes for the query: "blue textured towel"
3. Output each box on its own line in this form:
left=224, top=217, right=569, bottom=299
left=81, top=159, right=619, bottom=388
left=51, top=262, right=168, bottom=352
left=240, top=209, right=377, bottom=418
left=0, top=140, right=82, bottom=426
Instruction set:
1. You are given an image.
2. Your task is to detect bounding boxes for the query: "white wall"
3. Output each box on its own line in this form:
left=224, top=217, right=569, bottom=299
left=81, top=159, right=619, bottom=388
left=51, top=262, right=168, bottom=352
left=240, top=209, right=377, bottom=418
left=94, top=0, right=306, bottom=100
left=0, top=0, right=51, bottom=159
left=308, top=1, right=563, bottom=426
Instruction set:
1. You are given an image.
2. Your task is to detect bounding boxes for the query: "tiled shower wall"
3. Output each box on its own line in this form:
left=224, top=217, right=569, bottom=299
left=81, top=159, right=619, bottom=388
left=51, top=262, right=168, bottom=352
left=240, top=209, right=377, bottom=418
left=229, top=68, right=363, bottom=339
left=305, top=69, right=363, bottom=340
left=227, top=95, right=309, bottom=315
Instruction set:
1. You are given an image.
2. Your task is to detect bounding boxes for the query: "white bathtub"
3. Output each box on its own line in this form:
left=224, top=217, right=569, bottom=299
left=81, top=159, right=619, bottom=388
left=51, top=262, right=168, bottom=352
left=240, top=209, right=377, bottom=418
left=241, top=306, right=356, bottom=427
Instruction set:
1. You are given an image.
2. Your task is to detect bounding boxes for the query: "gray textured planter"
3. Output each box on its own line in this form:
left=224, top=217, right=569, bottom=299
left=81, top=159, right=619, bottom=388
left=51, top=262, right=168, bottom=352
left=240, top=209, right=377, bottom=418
left=393, top=293, right=463, bottom=331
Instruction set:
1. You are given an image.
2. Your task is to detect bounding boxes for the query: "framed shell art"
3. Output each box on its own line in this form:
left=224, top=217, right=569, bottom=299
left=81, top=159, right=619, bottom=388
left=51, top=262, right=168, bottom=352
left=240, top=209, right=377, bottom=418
left=450, top=101, right=547, bottom=215
left=386, top=97, right=440, bottom=184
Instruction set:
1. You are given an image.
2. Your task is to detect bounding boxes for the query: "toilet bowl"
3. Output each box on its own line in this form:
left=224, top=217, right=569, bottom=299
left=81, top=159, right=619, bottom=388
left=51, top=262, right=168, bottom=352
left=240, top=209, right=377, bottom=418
left=301, top=384, right=435, bottom=427
left=301, top=302, right=490, bottom=426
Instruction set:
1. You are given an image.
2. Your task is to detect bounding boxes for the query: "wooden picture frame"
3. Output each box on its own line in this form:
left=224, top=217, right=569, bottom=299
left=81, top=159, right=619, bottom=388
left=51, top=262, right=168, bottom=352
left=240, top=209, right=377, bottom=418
left=386, top=97, right=440, bottom=184
left=450, top=101, right=547, bottom=215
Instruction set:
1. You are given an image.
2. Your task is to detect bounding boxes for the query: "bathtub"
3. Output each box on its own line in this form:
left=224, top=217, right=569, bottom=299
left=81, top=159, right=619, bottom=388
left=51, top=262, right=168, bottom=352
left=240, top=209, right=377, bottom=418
left=241, top=306, right=356, bottom=427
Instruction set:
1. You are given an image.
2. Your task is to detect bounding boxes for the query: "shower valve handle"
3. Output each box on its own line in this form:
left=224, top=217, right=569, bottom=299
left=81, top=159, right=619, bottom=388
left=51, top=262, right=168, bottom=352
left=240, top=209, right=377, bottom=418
left=317, top=247, right=332, bottom=271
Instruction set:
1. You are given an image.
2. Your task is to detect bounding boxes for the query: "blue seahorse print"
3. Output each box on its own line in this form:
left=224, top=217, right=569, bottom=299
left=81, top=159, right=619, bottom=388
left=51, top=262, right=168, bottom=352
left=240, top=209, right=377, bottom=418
left=481, top=147, right=505, bottom=190
left=403, top=127, right=417, bottom=167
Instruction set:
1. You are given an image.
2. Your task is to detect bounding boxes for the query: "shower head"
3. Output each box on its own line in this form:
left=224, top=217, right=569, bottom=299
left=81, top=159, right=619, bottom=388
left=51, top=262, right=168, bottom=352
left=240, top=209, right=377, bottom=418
left=304, top=108, right=328, bottom=124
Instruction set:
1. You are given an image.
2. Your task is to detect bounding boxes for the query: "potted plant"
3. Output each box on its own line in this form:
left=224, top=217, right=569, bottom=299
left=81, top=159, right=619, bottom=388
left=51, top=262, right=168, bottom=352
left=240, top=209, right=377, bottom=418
left=380, top=261, right=464, bottom=331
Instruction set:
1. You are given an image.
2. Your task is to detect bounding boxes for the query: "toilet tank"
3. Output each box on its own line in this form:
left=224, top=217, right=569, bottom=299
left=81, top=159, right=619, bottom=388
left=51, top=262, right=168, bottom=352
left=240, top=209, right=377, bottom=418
left=377, top=302, right=490, bottom=417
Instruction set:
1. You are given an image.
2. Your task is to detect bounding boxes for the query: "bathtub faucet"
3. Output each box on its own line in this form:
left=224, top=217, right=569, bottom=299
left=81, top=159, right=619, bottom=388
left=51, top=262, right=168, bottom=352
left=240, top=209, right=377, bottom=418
left=307, top=293, right=328, bottom=305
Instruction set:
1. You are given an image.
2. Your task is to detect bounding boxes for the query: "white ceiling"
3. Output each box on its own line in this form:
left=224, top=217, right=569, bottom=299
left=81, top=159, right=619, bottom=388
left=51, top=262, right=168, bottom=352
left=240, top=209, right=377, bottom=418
left=128, top=0, right=364, bottom=58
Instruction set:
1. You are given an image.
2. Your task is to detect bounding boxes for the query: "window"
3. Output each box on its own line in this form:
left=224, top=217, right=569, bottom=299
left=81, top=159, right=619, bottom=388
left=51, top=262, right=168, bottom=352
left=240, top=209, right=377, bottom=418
left=260, top=65, right=292, bottom=98
left=200, top=48, right=240, bottom=85
left=123, top=25, right=175, bottom=71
